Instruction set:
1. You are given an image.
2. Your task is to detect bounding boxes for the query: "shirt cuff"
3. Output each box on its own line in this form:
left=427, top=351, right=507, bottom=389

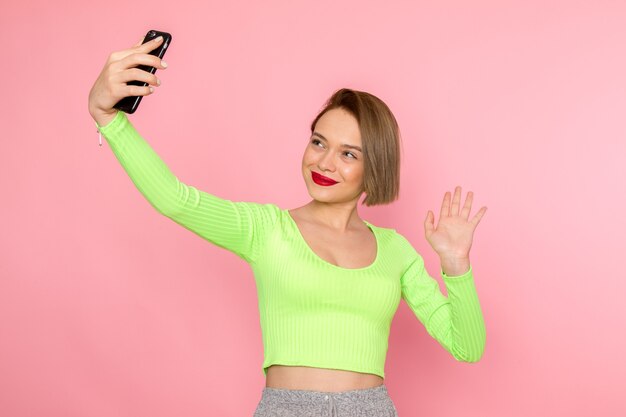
left=94, top=110, right=125, bottom=132
left=441, top=264, right=473, bottom=280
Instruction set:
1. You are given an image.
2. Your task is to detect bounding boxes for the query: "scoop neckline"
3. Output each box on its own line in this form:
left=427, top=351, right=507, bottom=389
left=284, top=209, right=380, bottom=271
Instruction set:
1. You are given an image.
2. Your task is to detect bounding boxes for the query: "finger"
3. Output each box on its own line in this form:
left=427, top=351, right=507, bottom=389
left=424, top=210, right=434, bottom=236
left=122, top=84, right=155, bottom=97
left=113, top=36, right=165, bottom=64
left=450, top=186, right=462, bottom=216
left=118, top=67, right=160, bottom=86
left=440, top=191, right=450, bottom=219
left=470, top=206, right=487, bottom=227
left=138, top=35, right=164, bottom=53
left=460, top=190, right=473, bottom=220
left=119, top=52, right=167, bottom=71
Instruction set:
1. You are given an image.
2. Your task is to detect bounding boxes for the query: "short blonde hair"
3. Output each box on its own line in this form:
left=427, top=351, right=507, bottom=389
left=310, top=88, right=401, bottom=206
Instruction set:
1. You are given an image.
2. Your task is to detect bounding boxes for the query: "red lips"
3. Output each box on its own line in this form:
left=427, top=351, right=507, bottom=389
left=312, top=171, right=338, bottom=186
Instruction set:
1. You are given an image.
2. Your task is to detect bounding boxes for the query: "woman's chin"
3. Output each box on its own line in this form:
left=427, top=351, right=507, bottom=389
left=306, top=187, right=363, bottom=205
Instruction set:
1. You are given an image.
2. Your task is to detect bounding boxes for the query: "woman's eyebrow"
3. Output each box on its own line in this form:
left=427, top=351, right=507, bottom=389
left=312, top=132, right=362, bottom=152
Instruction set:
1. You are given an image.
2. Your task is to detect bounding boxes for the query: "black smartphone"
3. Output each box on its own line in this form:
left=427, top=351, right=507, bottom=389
left=114, top=30, right=172, bottom=114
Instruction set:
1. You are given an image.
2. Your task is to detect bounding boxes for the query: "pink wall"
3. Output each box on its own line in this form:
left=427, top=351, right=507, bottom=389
left=1, top=0, right=624, bottom=416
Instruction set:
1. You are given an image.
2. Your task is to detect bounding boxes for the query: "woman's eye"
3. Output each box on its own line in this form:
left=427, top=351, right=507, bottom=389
left=344, top=151, right=357, bottom=159
left=311, top=138, right=323, bottom=147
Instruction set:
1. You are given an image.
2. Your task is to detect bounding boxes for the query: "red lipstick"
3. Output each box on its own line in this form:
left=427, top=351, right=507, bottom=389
left=312, top=171, right=338, bottom=186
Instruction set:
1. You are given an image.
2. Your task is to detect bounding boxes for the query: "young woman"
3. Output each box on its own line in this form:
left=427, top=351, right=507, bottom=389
left=89, top=36, right=488, bottom=417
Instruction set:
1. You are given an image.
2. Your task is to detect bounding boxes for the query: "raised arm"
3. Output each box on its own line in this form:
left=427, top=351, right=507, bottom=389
left=89, top=36, right=278, bottom=263
left=95, top=111, right=279, bottom=263
left=400, top=246, right=486, bottom=362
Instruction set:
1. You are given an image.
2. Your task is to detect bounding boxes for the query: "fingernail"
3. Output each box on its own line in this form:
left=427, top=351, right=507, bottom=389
left=154, top=36, right=163, bottom=42
left=149, top=87, right=154, bottom=93
left=161, top=60, right=168, bottom=68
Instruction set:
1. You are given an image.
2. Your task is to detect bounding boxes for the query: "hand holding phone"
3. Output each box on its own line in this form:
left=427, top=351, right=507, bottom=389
left=88, top=30, right=172, bottom=127
left=114, top=30, right=172, bottom=114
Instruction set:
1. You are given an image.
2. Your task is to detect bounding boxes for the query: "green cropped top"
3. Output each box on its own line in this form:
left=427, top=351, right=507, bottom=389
left=96, top=110, right=486, bottom=378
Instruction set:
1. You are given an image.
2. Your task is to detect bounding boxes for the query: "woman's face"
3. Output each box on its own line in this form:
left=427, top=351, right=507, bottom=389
left=301, top=107, right=365, bottom=204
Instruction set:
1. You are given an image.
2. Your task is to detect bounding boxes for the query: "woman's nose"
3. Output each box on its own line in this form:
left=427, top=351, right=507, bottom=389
left=317, top=151, right=336, bottom=171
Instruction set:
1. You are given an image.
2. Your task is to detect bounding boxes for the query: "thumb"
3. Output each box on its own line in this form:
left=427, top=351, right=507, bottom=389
left=424, top=210, right=434, bottom=234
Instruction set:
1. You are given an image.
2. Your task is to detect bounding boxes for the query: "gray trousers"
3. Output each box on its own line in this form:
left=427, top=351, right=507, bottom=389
left=253, top=383, right=399, bottom=417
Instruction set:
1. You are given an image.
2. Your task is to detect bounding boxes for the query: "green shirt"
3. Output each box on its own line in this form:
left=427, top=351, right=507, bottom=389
left=96, top=110, right=487, bottom=378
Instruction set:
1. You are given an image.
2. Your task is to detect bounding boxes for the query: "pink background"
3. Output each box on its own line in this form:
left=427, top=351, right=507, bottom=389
left=1, top=0, right=625, bottom=416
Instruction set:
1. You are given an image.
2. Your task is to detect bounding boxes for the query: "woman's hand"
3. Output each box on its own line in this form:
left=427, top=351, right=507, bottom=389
left=88, top=36, right=168, bottom=127
left=424, top=186, right=487, bottom=266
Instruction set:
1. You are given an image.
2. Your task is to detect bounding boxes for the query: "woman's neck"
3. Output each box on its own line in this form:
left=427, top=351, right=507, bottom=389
left=295, top=199, right=363, bottom=233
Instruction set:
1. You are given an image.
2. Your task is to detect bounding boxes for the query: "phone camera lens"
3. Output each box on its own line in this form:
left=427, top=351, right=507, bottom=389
left=149, top=31, right=155, bottom=36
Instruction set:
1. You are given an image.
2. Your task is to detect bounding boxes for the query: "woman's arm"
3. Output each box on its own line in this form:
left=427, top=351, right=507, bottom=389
left=400, top=250, right=486, bottom=362
left=96, top=110, right=279, bottom=263
left=89, top=37, right=278, bottom=263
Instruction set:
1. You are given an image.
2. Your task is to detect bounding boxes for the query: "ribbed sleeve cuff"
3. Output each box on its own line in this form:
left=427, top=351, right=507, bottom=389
left=441, top=264, right=473, bottom=280
left=441, top=265, right=478, bottom=300
left=95, top=110, right=128, bottom=141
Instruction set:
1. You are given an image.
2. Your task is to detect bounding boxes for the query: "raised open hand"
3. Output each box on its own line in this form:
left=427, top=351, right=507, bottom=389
left=424, top=186, right=487, bottom=260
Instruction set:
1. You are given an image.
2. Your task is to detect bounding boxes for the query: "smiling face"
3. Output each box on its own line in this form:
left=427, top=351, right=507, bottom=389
left=301, top=107, right=365, bottom=205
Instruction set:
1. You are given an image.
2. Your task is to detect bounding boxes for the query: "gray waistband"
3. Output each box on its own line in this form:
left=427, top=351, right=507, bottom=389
left=261, top=383, right=389, bottom=404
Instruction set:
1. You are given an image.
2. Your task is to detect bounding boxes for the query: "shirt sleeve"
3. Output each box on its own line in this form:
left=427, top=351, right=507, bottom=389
left=399, top=240, right=486, bottom=362
left=95, top=110, right=279, bottom=264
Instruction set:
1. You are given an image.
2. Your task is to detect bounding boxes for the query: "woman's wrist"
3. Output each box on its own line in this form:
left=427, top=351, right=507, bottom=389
left=440, top=256, right=471, bottom=277
left=91, top=108, right=118, bottom=128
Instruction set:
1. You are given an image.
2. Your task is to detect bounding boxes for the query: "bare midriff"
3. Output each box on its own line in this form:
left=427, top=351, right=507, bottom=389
left=265, top=365, right=384, bottom=392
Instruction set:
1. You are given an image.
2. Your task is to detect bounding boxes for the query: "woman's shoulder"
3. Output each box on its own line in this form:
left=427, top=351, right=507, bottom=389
left=363, top=221, right=417, bottom=252
left=231, top=199, right=281, bottom=211
left=230, top=200, right=284, bottom=228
